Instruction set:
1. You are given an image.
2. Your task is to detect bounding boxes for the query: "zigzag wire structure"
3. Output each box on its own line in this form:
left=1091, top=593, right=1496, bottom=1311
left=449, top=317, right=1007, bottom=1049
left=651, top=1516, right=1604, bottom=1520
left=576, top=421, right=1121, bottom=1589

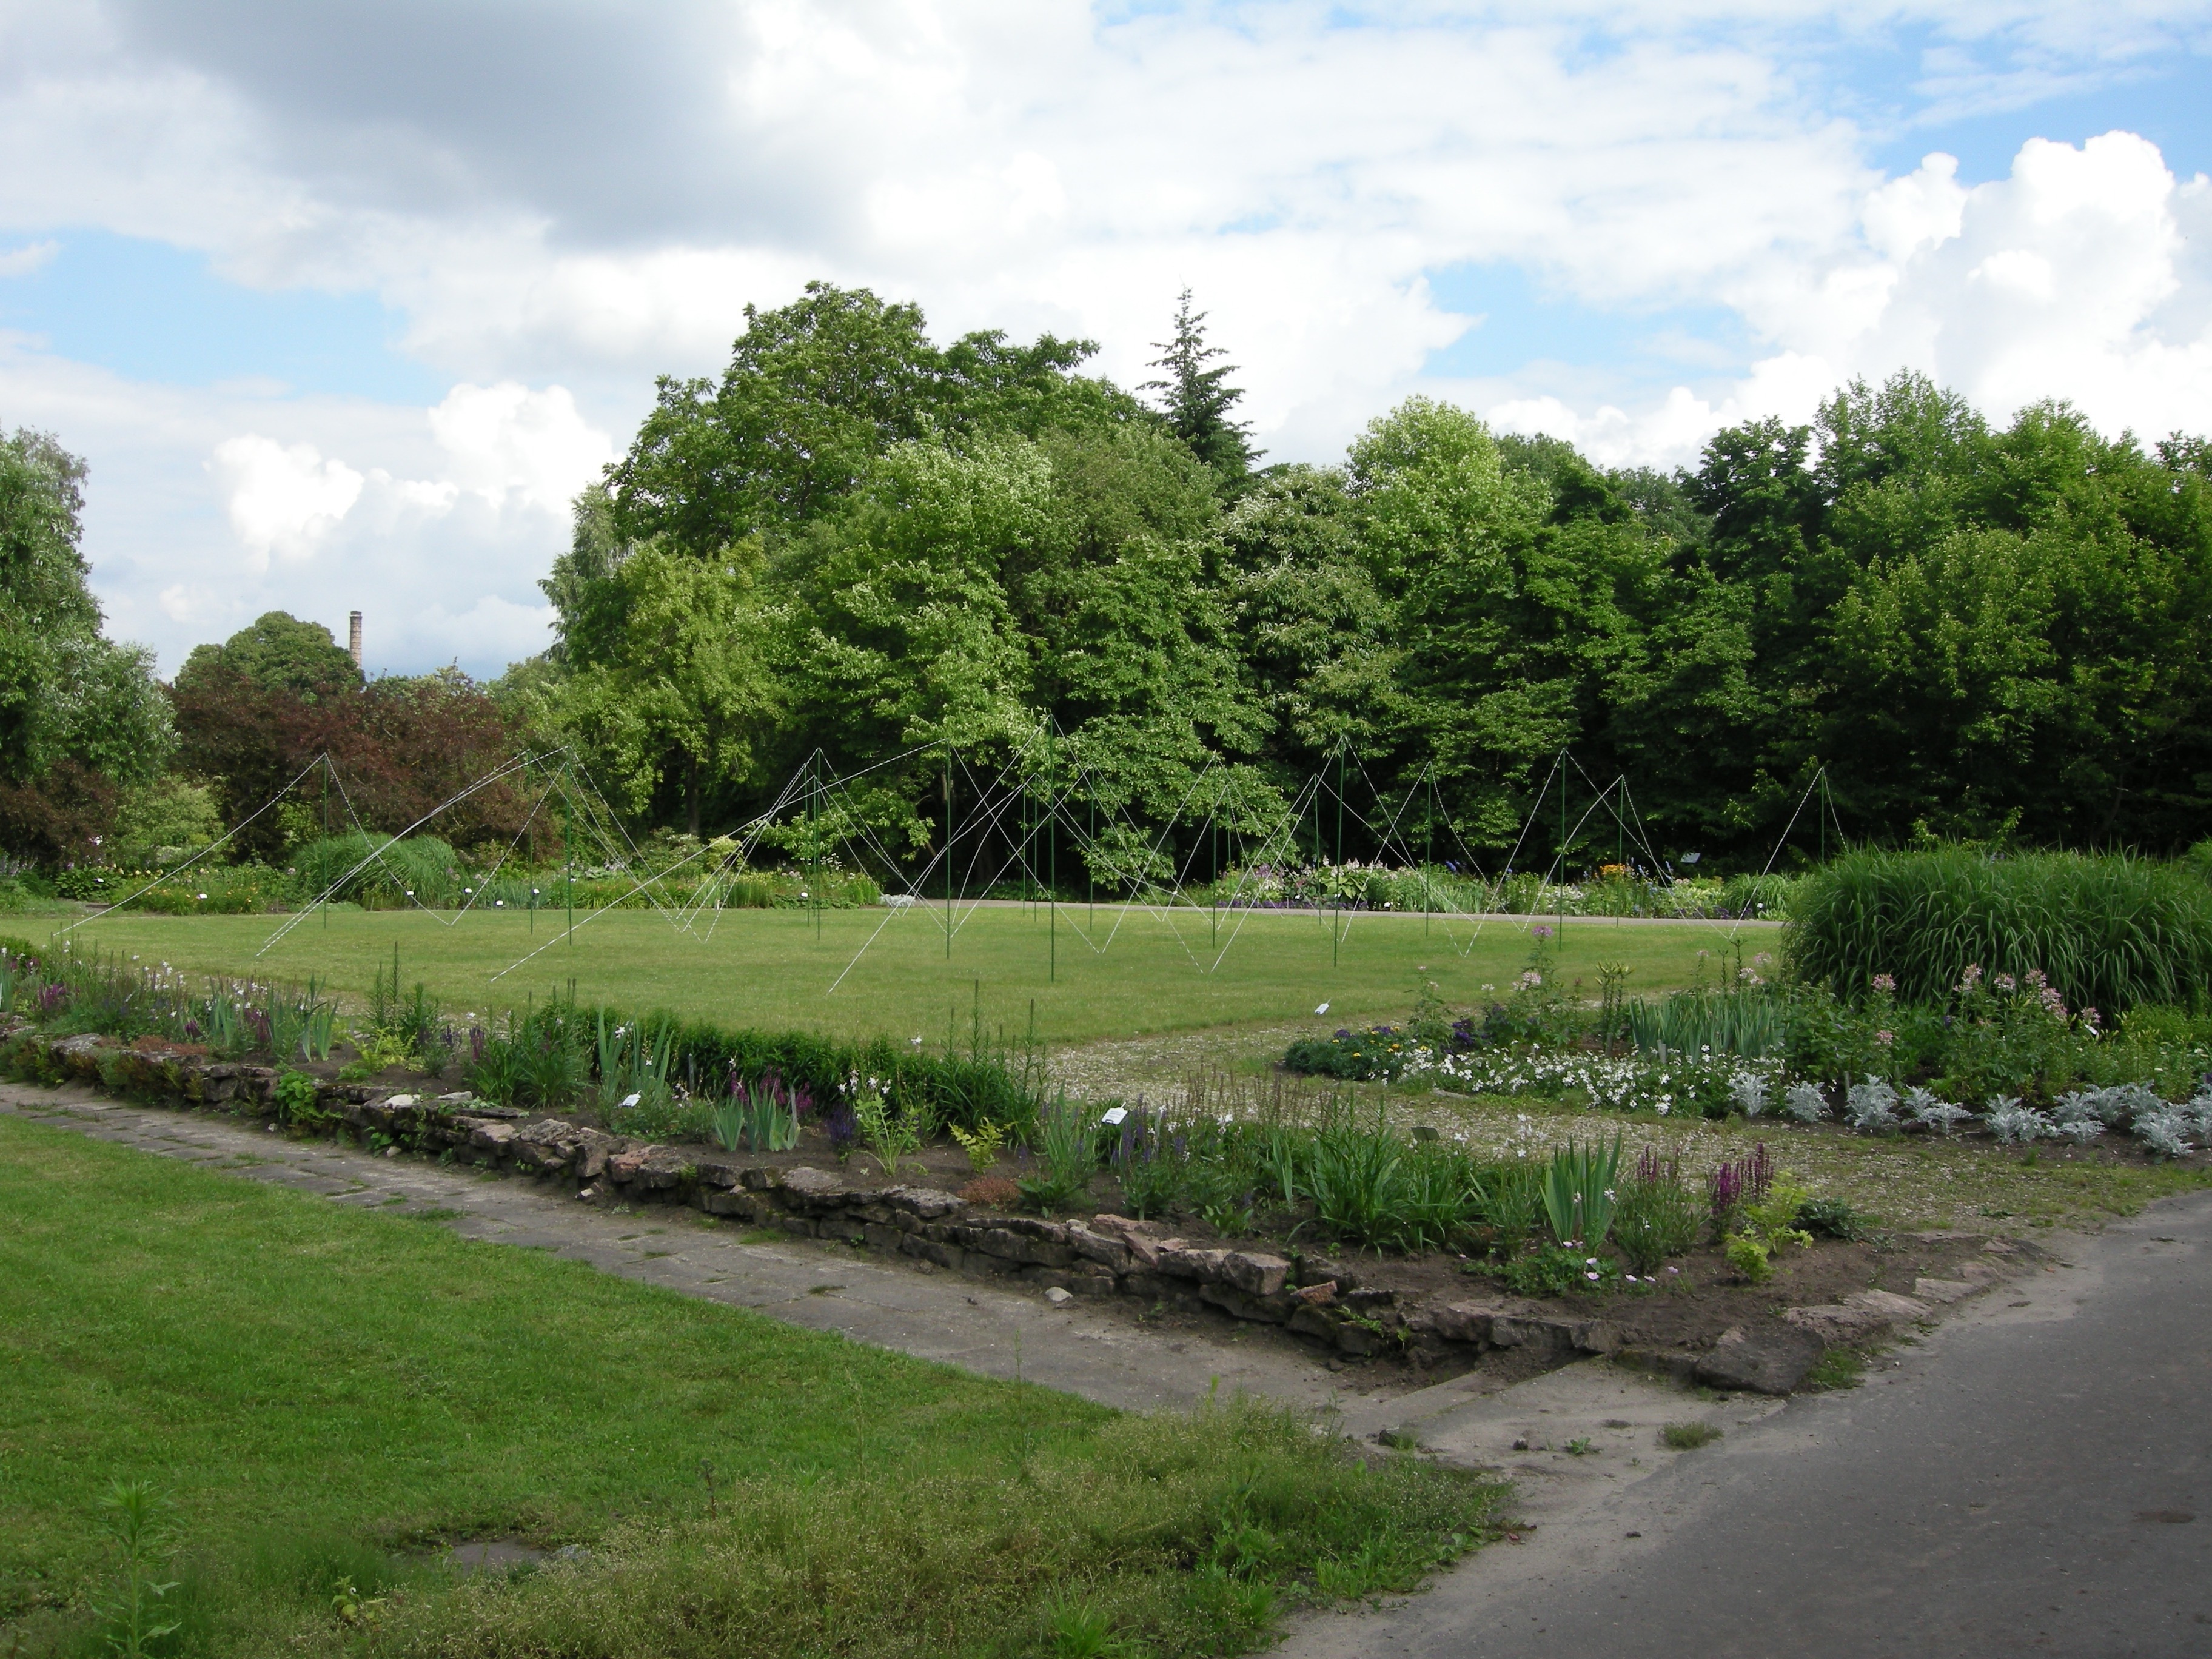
left=57, top=752, right=333, bottom=936
left=65, top=714, right=1828, bottom=996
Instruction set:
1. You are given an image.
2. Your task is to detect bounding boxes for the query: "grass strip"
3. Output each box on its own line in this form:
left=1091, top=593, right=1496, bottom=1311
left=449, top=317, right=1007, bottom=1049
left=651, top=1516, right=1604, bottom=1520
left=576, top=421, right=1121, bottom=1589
left=0, top=1114, right=1503, bottom=1658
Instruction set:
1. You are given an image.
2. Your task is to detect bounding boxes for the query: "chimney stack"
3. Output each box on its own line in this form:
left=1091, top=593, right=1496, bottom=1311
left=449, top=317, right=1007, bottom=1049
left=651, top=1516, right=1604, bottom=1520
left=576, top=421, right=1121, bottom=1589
left=348, top=611, right=363, bottom=671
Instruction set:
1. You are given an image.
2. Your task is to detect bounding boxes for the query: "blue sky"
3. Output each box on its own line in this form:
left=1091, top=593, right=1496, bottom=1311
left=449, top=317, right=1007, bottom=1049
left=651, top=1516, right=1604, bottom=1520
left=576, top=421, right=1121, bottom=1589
left=2, top=1, right=2208, bottom=676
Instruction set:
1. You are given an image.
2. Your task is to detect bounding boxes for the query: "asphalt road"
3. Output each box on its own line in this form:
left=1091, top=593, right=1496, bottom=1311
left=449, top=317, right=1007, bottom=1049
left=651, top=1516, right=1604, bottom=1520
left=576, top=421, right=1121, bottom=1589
left=1285, top=1190, right=2212, bottom=1659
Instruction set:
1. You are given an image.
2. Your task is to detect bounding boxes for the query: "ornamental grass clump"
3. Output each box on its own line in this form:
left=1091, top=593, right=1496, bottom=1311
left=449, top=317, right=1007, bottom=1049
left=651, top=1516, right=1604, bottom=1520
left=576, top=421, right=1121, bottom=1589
left=1787, top=845, right=2212, bottom=1015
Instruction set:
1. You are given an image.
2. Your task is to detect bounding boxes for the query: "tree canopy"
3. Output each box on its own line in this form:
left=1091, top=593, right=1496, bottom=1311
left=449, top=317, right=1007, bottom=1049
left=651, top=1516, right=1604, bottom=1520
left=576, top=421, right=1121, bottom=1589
left=500, top=287, right=2212, bottom=879
left=0, top=429, right=172, bottom=862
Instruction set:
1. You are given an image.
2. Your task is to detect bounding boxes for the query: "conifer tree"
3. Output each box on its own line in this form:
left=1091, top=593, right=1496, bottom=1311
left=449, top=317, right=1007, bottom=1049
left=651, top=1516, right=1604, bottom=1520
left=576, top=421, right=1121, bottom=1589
left=1142, top=289, right=1258, bottom=491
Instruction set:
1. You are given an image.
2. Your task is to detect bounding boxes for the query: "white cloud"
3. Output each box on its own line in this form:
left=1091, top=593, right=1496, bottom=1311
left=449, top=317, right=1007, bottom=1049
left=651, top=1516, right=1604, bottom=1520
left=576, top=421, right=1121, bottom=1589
left=4, top=3, right=2212, bottom=668
left=1487, top=132, right=2212, bottom=466
left=208, top=434, right=363, bottom=568
left=0, top=238, right=56, bottom=275
left=424, top=381, right=615, bottom=511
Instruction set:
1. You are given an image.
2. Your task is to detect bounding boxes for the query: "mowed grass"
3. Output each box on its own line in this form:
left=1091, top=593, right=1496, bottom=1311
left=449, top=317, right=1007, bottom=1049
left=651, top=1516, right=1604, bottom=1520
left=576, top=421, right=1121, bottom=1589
left=0, top=1116, right=1503, bottom=1659
left=49, top=904, right=1771, bottom=1046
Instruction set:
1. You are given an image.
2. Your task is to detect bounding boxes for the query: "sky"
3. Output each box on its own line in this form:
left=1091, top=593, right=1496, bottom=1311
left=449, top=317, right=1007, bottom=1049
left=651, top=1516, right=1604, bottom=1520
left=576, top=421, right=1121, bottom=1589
left=3, top=2, right=2210, bottom=680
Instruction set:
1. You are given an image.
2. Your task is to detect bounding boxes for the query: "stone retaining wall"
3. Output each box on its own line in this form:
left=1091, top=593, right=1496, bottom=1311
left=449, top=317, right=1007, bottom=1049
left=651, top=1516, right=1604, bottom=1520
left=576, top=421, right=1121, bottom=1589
left=2, top=1022, right=1892, bottom=1392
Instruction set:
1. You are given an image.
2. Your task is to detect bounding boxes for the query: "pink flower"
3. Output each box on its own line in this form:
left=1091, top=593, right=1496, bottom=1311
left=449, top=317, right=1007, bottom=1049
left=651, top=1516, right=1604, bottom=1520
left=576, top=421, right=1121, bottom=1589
left=1993, top=972, right=2017, bottom=993
left=1874, top=1030, right=1894, bottom=1046
left=1870, top=973, right=1897, bottom=994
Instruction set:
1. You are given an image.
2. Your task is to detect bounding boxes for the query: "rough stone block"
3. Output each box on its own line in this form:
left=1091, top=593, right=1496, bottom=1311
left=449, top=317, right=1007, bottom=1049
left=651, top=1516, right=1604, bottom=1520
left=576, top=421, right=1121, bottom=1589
left=1694, top=1322, right=1825, bottom=1395
left=1200, top=1283, right=1292, bottom=1324
left=902, top=1237, right=966, bottom=1271
left=1912, top=1277, right=1977, bottom=1303
left=1848, top=1288, right=1933, bottom=1321
left=1416, top=1301, right=1496, bottom=1344
left=1221, top=1251, right=1290, bottom=1296
left=1782, top=1303, right=1889, bottom=1344
left=781, top=1167, right=853, bottom=1205
left=880, top=1185, right=964, bottom=1221
left=1065, top=1224, right=1133, bottom=1273
left=1158, top=1246, right=1232, bottom=1284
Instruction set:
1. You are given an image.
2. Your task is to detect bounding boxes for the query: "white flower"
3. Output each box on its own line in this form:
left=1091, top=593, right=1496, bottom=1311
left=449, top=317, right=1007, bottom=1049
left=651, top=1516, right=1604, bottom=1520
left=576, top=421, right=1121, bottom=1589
left=620, top=1092, right=641, bottom=1109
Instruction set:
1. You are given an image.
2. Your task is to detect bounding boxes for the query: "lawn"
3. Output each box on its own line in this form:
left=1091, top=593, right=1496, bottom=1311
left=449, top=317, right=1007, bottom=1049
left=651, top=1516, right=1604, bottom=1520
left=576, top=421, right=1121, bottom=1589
left=40, top=903, right=1772, bottom=1048
left=0, top=1114, right=1501, bottom=1658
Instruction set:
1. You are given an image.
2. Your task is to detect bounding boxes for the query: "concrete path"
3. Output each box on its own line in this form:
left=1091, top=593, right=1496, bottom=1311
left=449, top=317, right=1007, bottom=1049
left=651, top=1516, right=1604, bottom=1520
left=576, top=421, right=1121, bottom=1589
left=0, top=1081, right=1379, bottom=1417
left=1280, top=1188, right=2212, bottom=1658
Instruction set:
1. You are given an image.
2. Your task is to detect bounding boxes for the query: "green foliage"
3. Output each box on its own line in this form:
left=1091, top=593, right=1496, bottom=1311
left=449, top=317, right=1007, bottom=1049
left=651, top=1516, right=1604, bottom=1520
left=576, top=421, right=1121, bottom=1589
left=174, top=611, right=358, bottom=702
left=0, top=429, right=174, bottom=864
left=1794, top=1196, right=1873, bottom=1241
left=1142, top=288, right=1257, bottom=491
left=1498, top=1244, right=1610, bottom=1298
left=1612, top=1148, right=1704, bottom=1273
left=1723, top=1233, right=1773, bottom=1282
left=271, top=1068, right=324, bottom=1125
left=1540, top=1136, right=1623, bottom=1249
left=1661, top=1421, right=1721, bottom=1450
left=1788, top=845, right=2212, bottom=1016
left=1018, top=1090, right=1098, bottom=1214
left=1627, top=985, right=1786, bottom=1059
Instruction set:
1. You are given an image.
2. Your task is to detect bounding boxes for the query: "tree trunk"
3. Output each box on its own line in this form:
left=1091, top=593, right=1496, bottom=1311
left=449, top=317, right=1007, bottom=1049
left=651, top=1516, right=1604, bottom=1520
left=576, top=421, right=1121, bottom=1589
left=686, top=753, right=701, bottom=839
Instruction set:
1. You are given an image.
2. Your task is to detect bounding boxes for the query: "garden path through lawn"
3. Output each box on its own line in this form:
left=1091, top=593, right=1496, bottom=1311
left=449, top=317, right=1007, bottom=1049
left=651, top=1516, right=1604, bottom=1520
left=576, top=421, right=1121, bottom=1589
left=0, top=1081, right=1378, bottom=1418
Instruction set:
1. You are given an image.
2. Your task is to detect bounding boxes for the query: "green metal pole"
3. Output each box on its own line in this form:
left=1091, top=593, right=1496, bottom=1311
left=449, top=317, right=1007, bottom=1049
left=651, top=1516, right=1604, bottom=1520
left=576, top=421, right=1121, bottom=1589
left=1048, top=742, right=1056, bottom=985
left=945, top=752, right=953, bottom=960
left=1558, top=758, right=1567, bottom=940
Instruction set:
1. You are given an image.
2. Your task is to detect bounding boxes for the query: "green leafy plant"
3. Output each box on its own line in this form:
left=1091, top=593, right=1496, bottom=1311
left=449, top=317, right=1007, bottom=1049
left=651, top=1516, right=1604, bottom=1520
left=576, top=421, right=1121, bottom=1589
left=597, top=1011, right=676, bottom=1126
left=272, top=1068, right=327, bottom=1126
left=711, top=1074, right=802, bottom=1154
left=1017, top=1090, right=1097, bottom=1215
left=1305, top=1113, right=1406, bottom=1247
left=1611, top=1145, right=1703, bottom=1273
left=851, top=1072, right=923, bottom=1178
left=950, top=1120, right=1007, bottom=1173
left=1724, top=1233, right=1773, bottom=1283
left=1661, top=1421, right=1721, bottom=1449
left=1540, top=1134, right=1623, bottom=1248
left=1794, top=1196, right=1872, bottom=1241
left=93, top=1478, right=181, bottom=1659
left=1498, top=1243, right=1614, bottom=1298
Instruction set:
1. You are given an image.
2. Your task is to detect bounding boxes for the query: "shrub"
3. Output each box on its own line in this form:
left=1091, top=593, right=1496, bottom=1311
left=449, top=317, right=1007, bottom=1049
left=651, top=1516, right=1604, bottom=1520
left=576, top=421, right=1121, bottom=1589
left=1786, top=845, right=2212, bottom=1015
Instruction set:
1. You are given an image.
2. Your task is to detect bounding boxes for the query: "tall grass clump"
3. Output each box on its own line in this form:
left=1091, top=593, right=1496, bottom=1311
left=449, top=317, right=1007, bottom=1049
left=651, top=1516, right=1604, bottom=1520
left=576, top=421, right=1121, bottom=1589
left=1786, top=845, right=2212, bottom=1014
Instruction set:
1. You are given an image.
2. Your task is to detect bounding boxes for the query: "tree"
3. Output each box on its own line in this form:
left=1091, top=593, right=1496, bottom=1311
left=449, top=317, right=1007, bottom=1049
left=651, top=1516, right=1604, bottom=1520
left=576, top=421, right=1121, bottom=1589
left=555, top=542, right=780, bottom=835
left=609, top=282, right=1108, bottom=552
left=174, top=611, right=360, bottom=701
left=0, top=429, right=172, bottom=861
left=1142, top=289, right=1258, bottom=492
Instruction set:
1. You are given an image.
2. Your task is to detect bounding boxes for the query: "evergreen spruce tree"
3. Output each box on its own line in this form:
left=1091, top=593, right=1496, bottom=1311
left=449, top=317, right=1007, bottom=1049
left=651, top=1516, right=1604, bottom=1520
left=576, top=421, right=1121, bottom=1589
left=1142, top=289, right=1258, bottom=491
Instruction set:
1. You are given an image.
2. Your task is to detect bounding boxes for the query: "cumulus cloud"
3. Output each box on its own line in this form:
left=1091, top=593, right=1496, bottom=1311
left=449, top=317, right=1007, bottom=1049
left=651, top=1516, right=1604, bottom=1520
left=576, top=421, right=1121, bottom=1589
left=1489, top=132, right=2212, bottom=466
left=209, top=434, right=363, bottom=568
left=425, top=381, right=615, bottom=511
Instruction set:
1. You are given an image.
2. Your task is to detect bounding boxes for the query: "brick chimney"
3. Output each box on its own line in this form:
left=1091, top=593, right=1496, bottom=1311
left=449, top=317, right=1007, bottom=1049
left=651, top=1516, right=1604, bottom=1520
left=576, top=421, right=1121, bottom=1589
left=348, top=611, right=363, bottom=671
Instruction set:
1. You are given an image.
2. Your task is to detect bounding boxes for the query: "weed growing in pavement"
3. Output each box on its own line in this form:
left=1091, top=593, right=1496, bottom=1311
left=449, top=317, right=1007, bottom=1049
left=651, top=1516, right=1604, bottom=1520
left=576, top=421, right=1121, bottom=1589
left=1661, top=1421, right=1722, bottom=1450
left=1803, top=1347, right=1868, bottom=1390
